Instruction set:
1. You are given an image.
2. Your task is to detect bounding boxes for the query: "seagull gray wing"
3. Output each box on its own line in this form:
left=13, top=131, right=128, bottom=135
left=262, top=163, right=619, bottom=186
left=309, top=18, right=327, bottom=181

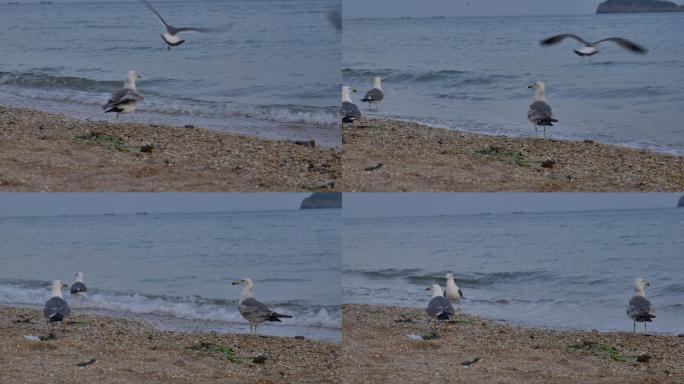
left=70, top=282, right=87, bottom=295
left=362, top=88, right=383, bottom=102
left=540, top=34, right=590, bottom=46
left=43, top=297, right=71, bottom=321
left=103, top=89, right=143, bottom=110
left=594, top=37, right=647, bottom=54
left=528, top=101, right=557, bottom=125
left=627, top=296, right=655, bottom=321
left=141, top=0, right=170, bottom=29
left=426, top=296, right=454, bottom=320
left=341, top=101, right=361, bottom=122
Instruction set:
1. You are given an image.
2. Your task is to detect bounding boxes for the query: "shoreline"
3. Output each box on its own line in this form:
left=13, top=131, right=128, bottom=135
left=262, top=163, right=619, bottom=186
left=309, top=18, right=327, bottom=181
left=0, top=306, right=339, bottom=383
left=0, top=105, right=340, bottom=192
left=341, top=118, right=684, bottom=192
left=341, top=304, right=684, bottom=383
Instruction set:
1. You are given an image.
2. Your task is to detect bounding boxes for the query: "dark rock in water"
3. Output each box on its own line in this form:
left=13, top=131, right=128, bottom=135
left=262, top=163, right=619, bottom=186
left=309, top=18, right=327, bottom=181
left=597, top=0, right=684, bottom=13
left=184, top=124, right=195, bottom=129
left=300, top=192, right=341, bottom=209
left=678, top=195, right=684, bottom=207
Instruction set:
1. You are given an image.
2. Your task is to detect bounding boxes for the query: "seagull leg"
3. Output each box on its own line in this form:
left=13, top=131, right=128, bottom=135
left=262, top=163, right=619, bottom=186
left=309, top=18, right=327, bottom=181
left=255, top=323, right=258, bottom=335
left=633, top=320, right=636, bottom=334
left=544, top=126, right=547, bottom=137
left=644, top=323, right=647, bottom=333
left=116, top=113, right=119, bottom=121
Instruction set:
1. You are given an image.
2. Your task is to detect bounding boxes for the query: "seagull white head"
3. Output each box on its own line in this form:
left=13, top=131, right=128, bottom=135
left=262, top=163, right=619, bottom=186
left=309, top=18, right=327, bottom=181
left=75, top=272, right=84, bottom=283
left=426, top=284, right=444, bottom=298
left=634, top=278, right=650, bottom=295
left=125, top=71, right=141, bottom=89
left=373, top=76, right=382, bottom=90
left=446, top=273, right=454, bottom=281
left=528, top=81, right=546, bottom=100
left=342, top=85, right=357, bottom=102
left=51, top=280, right=68, bottom=298
left=232, top=277, right=254, bottom=300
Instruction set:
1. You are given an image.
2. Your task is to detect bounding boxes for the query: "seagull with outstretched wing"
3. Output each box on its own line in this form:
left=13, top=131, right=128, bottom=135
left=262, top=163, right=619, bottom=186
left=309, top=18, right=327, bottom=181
left=540, top=34, right=646, bottom=57
left=142, top=0, right=211, bottom=50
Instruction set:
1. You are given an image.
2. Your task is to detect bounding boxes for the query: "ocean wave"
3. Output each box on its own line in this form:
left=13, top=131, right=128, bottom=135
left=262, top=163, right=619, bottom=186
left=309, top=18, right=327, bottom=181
left=342, top=68, right=515, bottom=87
left=345, top=269, right=553, bottom=287
left=0, top=283, right=340, bottom=329
left=0, top=74, right=338, bottom=126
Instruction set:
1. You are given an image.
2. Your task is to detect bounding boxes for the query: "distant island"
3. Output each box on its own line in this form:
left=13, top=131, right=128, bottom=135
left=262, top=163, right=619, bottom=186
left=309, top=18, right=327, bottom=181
left=597, top=0, right=684, bottom=13
left=300, top=192, right=342, bottom=209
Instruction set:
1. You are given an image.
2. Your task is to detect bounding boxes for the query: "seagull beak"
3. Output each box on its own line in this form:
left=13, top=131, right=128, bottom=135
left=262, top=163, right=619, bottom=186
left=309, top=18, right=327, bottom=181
left=425, top=287, right=430, bottom=291
left=231, top=281, right=240, bottom=286
left=528, top=84, right=534, bottom=89
left=62, top=283, right=69, bottom=288
left=352, top=88, right=358, bottom=93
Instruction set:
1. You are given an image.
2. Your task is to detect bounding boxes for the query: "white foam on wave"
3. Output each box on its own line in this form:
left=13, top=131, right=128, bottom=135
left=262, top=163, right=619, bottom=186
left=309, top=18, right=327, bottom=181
left=0, top=85, right=338, bottom=127
left=0, top=284, right=340, bottom=329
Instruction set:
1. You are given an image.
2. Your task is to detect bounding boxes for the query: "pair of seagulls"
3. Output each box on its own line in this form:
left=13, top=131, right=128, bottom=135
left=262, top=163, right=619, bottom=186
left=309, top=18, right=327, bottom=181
left=103, top=0, right=211, bottom=120
left=527, top=34, right=646, bottom=135
left=42, top=272, right=87, bottom=322
left=341, top=77, right=384, bottom=123
left=425, top=273, right=463, bottom=332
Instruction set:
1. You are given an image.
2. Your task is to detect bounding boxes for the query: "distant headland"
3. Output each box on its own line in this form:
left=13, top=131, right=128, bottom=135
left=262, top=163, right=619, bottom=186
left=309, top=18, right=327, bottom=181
left=597, top=0, right=684, bottom=13
left=300, top=192, right=342, bottom=209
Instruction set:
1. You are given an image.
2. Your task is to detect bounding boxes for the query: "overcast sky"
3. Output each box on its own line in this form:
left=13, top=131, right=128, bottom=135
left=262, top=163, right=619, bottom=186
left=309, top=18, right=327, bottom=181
left=0, top=193, right=307, bottom=218
left=343, top=0, right=605, bottom=18
left=344, top=193, right=683, bottom=218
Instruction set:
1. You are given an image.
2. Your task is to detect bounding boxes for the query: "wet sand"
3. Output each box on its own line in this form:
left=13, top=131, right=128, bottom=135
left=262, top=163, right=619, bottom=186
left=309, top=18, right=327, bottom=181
left=341, top=118, right=684, bottom=192
left=0, top=106, right=340, bottom=192
left=341, top=304, right=684, bottom=384
left=0, top=306, right=339, bottom=384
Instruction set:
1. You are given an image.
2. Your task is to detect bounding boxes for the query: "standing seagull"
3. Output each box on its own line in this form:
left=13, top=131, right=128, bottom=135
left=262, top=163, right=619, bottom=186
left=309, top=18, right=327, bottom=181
left=70, top=272, right=87, bottom=297
left=444, top=273, right=464, bottom=304
left=103, top=71, right=144, bottom=121
left=527, top=81, right=558, bottom=136
left=43, top=280, right=71, bottom=323
left=627, top=278, right=655, bottom=333
left=540, top=34, right=646, bottom=57
left=231, top=277, right=292, bottom=335
left=142, top=0, right=210, bottom=50
left=341, top=86, right=361, bottom=123
left=426, top=284, right=455, bottom=333
left=361, top=77, right=384, bottom=111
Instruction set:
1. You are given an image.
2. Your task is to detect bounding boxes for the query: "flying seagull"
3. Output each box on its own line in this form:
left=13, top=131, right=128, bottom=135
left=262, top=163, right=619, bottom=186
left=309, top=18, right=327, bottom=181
left=70, top=272, right=87, bottom=297
left=444, top=273, right=464, bottom=303
left=231, top=277, right=293, bottom=335
left=43, top=280, right=71, bottom=323
left=527, top=81, right=558, bottom=136
left=627, top=278, right=655, bottom=333
left=426, top=284, right=455, bottom=333
left=540, top=34, right=647, bottom=57
left=341, top=85, right=361, bottom=123
left=361, top=76, right=384, bottom=111
left=142, top=0, right=210, bottom=50
left=103, top=70, right=144, bottom=121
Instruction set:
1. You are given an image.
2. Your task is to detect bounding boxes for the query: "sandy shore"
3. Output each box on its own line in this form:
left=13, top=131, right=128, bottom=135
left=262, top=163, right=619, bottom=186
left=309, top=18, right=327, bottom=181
left=0, top=106, right=340, bottom=191
left=341, top=118, right=684, bottom=192
left=341, top=304, right=684, bottom=384
left=0, top=306, right=339, bottom=384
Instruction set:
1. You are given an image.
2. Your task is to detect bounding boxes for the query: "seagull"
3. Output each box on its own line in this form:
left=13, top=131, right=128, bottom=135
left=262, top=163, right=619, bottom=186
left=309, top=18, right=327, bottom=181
left=444, top=273, right=464, bottom=303
left=627, top=278, right=655, bottom=333
left=426, top=284, right=454, bottom=333
left=527, top=81, right=558, bottom=136
left=43, top=280, right=71, bottom=323
left=70, top=272, right=87, bottom=297
left=103, top=71, right=144, bottom=121
left=341, top=86, right=361, bottom=123
left=361, top=77, right=384, bottom=111
left=142, top=0, right=211, bottom=50
left=540, top=34, right=647, bottom=57
left=231, top=277, right=293, bottom=335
